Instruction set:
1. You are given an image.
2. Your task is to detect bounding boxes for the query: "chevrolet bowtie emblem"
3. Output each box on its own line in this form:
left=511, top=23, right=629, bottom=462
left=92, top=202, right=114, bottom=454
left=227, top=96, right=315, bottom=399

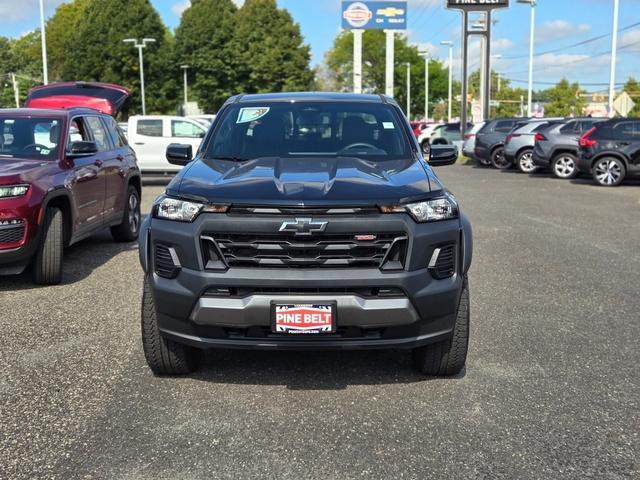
left=279, top=218, right=328, bottom=236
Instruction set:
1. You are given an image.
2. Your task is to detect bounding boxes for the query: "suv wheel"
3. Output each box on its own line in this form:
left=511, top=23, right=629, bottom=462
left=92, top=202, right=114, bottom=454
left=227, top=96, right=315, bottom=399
left=141, top=278, right=199, bottom=375
left=490, top=147, right=510, bottom=169
left=111, top=185, right=141, bottom=242
left=593, top=157, right=625, bottom=187
left=517, top=150, right=537, bottom=173
left=421, top=140, right=430, bottom=155
left=33, top=207, right=64, bottom=285
left=552, top=153, right=578, bottom=179
left=412, top=279, right=469, bottom=376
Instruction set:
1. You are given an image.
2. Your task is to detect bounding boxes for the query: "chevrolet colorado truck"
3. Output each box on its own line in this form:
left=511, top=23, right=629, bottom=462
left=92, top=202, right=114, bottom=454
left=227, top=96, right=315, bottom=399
left=138, top=92, right=472, bottom=376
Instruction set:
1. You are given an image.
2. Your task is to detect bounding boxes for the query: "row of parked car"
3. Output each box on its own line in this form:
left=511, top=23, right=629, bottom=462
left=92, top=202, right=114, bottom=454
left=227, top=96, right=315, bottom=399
left=457, top=116, right=639, bottom=187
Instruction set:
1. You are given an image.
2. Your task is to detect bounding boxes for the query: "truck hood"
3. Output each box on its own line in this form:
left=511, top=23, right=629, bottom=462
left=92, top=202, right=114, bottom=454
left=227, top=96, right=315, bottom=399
left=168, top=156, right=436, bottom=206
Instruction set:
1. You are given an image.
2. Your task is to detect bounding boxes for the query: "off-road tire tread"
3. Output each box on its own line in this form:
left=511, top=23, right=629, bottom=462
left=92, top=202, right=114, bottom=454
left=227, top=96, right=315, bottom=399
left=33, top=207, right=63, bottom=285
left=412, top=279, right=470, bottom=376
left=141, top=278, right=198, bottom=375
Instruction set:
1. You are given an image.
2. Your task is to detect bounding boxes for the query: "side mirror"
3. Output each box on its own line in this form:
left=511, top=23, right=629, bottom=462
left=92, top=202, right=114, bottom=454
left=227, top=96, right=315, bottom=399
left=166, top=143, right=193, bottom=166
left=68, top=141, right=98, bottom=156
left=428, top=144, right=458, bottom=167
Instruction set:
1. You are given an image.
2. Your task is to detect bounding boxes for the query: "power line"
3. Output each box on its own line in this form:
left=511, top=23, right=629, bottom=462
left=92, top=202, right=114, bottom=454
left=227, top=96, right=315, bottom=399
left=501, top=21, right=640, bottom=60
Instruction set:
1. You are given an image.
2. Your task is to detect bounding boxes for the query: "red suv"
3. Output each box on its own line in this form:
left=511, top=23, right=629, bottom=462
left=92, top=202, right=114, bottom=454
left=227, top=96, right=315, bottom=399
left=0, top=82, right=141, bottom=284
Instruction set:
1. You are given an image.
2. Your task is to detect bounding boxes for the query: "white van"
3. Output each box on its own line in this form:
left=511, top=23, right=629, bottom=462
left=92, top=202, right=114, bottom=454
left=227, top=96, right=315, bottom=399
left=127, top=115, right=207, bottom=173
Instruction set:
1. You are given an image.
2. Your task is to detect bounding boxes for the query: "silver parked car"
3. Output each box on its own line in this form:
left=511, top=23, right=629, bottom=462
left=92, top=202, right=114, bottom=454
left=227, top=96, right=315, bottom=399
left=504, top=119, right=563, bottom=173
left=462, top=122, right=485, bottom=159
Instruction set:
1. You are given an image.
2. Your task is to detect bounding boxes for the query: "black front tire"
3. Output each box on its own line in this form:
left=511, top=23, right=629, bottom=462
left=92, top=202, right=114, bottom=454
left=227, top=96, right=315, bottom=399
left=412, top=279, right=470, bottom=376
left=111, top=185, right=141, bottom=242
left=551, top=153, right=579, bottom=179
left=141, top=277, right=199, bottom=375
left=421, top=140, right=430, bottom=155
left=33, top=207, right=63, bottom=285
left=517, top=149, right=538, bottom=173
left=490, top=147, right=510, bottom=169
left=592, top=157, right=626, bottom=187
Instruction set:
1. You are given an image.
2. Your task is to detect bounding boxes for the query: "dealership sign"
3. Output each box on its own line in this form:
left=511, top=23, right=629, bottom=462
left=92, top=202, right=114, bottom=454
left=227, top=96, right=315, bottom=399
left=446, top=0, right=509, bottom=11
left=342, top=1, right=407, bottom=30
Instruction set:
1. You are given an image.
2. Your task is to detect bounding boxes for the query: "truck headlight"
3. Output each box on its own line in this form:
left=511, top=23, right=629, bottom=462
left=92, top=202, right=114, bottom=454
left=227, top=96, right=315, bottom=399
left=381, top=195, right=458, bottom=223
left=153, top=196, right=228, bottom=222
left=0, top=184, right=29, bottom=199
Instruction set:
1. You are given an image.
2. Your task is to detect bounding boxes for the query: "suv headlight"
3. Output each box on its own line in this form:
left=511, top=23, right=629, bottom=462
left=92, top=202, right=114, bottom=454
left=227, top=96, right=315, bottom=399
left=0, top=184, right=29, bottom=199
left=153, top=196, right=228, bottom=222
left=381, top=195, right=458, bottom=223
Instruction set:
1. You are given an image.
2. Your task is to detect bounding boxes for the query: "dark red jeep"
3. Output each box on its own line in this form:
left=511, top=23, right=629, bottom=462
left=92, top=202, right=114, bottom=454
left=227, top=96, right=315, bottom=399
left=0, top=82, right=141, bottom=284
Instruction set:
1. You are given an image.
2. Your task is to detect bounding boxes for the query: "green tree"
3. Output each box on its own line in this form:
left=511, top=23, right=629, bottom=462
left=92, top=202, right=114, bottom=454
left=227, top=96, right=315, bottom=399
left=62, top=0, right=178, bottom=115
left=0, top=33, right=43, bottom=108
left=544, top=79, right=586, bottom=117
left=174, top=0, right=238, bottom=113
left=230, top=0, right=314, bottom=95
left=325, top=30, right=450, bottom=120
left=622, top=77, right=640, bottom=116
left=46, top=0, right=91, bottom=82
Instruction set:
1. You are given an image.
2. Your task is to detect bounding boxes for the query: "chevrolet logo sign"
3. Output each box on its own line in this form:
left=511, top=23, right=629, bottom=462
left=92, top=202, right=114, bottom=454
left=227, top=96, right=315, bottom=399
left=377, top=7, right=404, bottom=17
left=279, top=218, right=328, bottom=236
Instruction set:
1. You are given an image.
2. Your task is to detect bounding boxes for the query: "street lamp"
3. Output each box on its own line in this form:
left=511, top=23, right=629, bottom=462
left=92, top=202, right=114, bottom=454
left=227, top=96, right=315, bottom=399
left=123, top=38, right=156, bottom=115
left=441, top=41, right=454, bottom=122
left=180, top=65, right=189, bottom=109
left=517, top=0, right=536, bottom=117
left=39, top=0, right=48, bottom=84
left=406, top=62, right=411, bottom=120
left=419, top=50, right=430, bottom=120
left=608, top=0, right=620, bottom=117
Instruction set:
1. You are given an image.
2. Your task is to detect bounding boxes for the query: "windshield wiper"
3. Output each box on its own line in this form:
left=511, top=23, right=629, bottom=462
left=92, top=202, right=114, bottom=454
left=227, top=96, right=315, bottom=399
left=211, top=155, right=249, bottom=162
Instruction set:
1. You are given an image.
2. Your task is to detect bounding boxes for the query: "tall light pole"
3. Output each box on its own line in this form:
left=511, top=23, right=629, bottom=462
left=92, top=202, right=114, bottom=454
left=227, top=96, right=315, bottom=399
left=492, top=54, right=503, bottom=93
left=420, top=51, right=430, bottom=120
left=39, top=0, right=48, bottom=84
left=406, top=63, right=411, bottom=120
left=123, top=38, right=156, bottom=115
left=441, top=41, right=454, bottom=122
left=518, top=0, right=536, bottom=116
left=608, top=0, right=620, bottom=117
left=180, top=65, right=189, bottom=109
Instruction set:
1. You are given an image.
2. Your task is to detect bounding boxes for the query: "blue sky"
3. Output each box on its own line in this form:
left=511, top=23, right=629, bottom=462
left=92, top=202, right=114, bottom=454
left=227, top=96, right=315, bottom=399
left=2, top=0, right=639, bottom=92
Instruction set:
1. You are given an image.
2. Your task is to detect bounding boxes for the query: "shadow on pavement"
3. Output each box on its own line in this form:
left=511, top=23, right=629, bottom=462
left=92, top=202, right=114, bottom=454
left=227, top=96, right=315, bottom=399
left=189, top=348, right=465, bottom=389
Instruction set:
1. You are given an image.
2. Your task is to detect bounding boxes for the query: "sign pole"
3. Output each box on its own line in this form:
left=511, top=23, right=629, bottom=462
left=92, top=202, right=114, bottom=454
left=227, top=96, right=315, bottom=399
left=484, top=11, right=492, bottom=120
left=461, top=11, right=468, bottom=133
left=353, top=29, right=363, bottom=94
left=385, top=30, right=395, bottom=97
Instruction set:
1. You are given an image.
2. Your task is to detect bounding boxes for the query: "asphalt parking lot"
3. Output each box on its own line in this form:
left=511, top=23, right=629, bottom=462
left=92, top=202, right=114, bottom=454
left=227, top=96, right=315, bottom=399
left=1, top=164, right=639, bottom=479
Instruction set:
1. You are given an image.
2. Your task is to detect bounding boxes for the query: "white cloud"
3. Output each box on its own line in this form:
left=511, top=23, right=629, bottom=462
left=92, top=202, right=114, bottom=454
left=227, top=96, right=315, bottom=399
left=0, top=0, right=67, bottom=23
left=172, top=0, right=244, bottom=16
left=537, top=20, right=591, bottom=42
left=621, top=29, right=640, bottom=47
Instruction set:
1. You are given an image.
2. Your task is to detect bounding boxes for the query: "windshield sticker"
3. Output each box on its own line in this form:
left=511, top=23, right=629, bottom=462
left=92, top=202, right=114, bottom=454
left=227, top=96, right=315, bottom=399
left=237, top=107, right=270, bottom=124
left=382, top=122, right=395, bottom=129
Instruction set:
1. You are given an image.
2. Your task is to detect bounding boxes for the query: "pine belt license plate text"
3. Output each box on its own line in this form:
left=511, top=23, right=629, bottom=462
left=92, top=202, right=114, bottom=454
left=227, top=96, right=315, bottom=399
left=272, top=303, right=336, bottom=334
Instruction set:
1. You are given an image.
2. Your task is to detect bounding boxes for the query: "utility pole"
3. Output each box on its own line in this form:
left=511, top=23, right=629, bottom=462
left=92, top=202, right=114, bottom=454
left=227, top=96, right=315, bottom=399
left=608, top=0, right=620, bottom=117
left=518, top=0, right=536, bottom=116
left=441, top=41, right=454, bottom=122
left=39, top=0, right=48, bottom=84
left=406, top=63, right=411, bottom=120
left=385, top=30, right=395, bottom=97
left=180, top=65, right=189, bottom=109
left=10, top=73, right=19, bottom=108
left=123, top=38, right=156, bottom=115
left=420, top=51, right=430, bottom=120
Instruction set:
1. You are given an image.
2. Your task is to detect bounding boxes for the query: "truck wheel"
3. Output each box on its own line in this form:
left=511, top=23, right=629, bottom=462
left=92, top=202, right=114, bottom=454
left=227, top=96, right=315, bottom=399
left=551, top=153, right=579, bottom=179
left=412, top=279, right=469, bottom=376
left=111, top=185, right=141, bottom=242
left=517, top=149, right=537, bottom=173
left=490, top=147, right=510, bottom=169
left=33, top=207, right=64, bottom=285
left=592, top=157, right=625, bottom=187
left=141, top=277, right=199, bottom=375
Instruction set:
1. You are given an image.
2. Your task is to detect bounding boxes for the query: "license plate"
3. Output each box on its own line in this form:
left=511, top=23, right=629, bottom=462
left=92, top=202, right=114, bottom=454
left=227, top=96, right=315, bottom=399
left=272, top=303, right=336, bottom=334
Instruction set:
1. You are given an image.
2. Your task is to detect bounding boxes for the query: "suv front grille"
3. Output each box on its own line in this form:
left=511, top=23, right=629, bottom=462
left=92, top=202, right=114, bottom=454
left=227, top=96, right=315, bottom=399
left=204, top=233, right=407, bottom=269
left=0, top=221, right=25, bottom=246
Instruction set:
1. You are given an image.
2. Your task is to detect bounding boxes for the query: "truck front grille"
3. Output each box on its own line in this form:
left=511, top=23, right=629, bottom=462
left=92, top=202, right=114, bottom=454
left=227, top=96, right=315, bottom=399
left=203, top=232, right=407, bottom=269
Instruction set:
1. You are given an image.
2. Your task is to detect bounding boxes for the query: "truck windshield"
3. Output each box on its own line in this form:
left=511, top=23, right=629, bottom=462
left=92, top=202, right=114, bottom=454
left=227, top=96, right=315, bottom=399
left=205, top=102, right=412, bottom=160
left=0, top=117, right=62, bottom=160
